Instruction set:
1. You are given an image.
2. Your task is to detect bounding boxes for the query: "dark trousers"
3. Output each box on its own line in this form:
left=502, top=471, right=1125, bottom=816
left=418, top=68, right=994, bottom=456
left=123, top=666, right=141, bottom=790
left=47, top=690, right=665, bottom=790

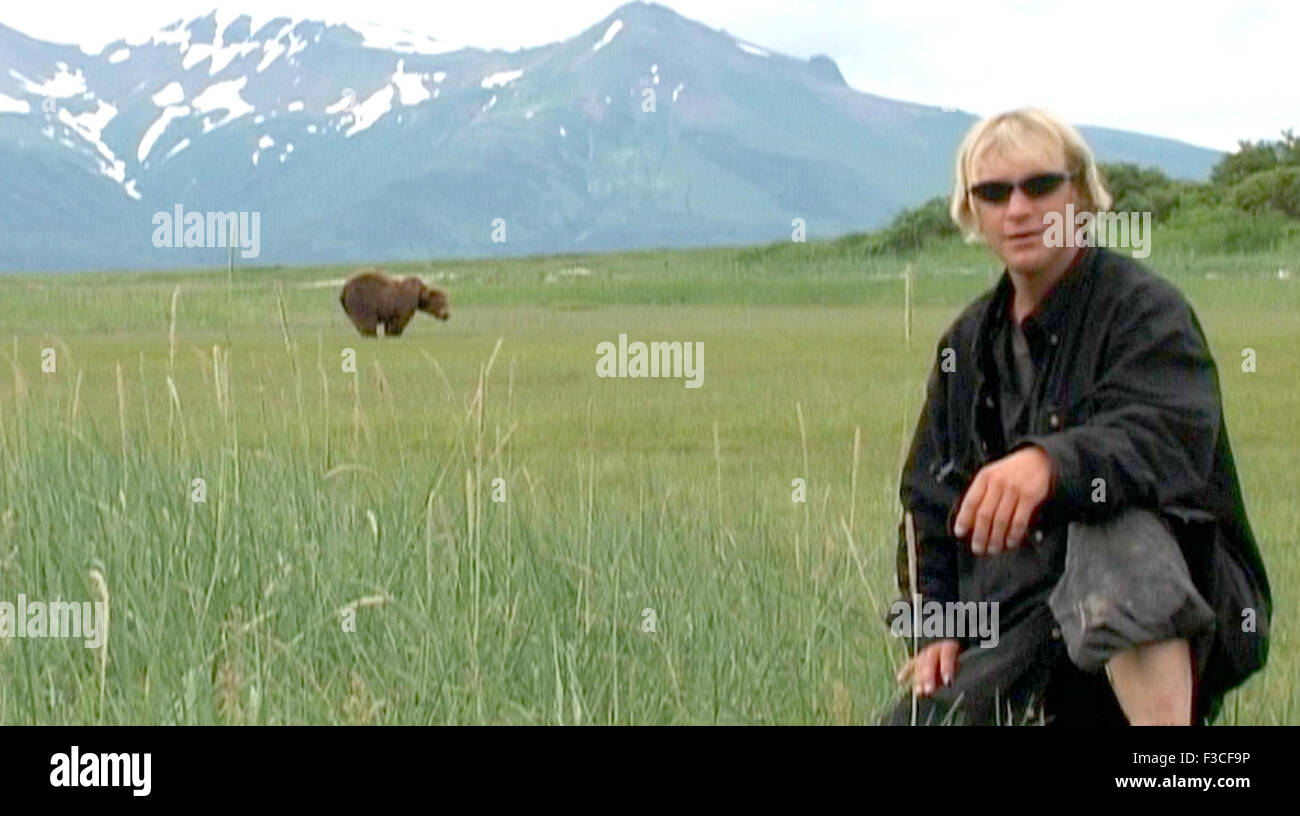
left=882, top=508, right=1217, bottom=726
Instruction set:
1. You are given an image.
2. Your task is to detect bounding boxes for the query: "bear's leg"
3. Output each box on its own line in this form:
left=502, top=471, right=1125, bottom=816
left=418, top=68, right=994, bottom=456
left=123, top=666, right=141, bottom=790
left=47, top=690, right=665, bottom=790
left=349, top=313, right=379, bottom=336
left=385, top=311, right=414, bottom=336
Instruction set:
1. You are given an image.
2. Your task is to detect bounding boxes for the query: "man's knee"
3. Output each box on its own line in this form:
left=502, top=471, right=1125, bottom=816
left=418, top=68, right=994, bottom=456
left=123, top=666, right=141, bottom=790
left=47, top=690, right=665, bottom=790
left=1049, top=507, right=1215, bottom=674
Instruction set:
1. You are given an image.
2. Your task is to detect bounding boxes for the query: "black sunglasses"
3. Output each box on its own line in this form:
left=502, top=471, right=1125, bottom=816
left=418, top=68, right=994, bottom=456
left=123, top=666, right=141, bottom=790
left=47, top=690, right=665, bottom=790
left=969, top=172, right=1073, bottom=204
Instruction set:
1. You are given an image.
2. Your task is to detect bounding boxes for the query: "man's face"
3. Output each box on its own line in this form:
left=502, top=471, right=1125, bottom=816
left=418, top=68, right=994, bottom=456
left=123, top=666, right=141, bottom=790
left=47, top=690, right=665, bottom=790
left=970, top=147, right=1079, bottom=276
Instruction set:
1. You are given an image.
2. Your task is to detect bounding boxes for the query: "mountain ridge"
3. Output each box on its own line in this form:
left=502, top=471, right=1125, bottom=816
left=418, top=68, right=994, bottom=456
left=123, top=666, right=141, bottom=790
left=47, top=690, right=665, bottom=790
left=0, top=2, right=1222, bottom=272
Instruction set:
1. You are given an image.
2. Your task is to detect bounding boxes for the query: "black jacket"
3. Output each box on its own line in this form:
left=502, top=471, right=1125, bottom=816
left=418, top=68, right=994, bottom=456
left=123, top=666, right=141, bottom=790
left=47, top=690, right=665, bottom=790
left=894, top=246, right=1271, bottom=694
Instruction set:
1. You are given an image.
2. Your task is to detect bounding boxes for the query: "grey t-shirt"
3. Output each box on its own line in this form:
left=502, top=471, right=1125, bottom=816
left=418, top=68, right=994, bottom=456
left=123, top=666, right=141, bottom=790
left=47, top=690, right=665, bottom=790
left=996, top=313, right=1040, bottom=444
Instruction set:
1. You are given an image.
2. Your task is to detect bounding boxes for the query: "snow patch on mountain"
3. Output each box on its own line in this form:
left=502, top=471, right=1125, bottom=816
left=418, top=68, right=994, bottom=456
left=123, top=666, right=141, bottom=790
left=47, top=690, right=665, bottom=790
left=736, top=41, right=769, bottom=57
left=178, top=9, right=263, bottom=75
left=58, top=101, right=129, bottom=188
left=183, top=37, right=259, bottom=75
left=192, top=77, right=255, bottom=132
left=345, top=85, right=394, bottom=136
left=150, top=20, right=192, bottom=50
left=348, top=20, right=461, bottom=55
left=392, top=60, right=430, bottom=105
left=108, top=48, right=131, bottom=64
left=152, top=82, right=185, bottom=106
left=288, top=100, right=304, bottom=112
left=252, top=133, right=277, bottom=166
left=12, top=64, right=88, bottom=98
left=139, top=105, right=191, bottom=161
left=481, top=69, right=524, bottom=89
left=287, top=28, right=309, bottom=57
left=0, top=94, right=30, bottom=115
left=325, top=91, right=353, bottom=114
left=593, top=19, right=623, bottom=52
left=257, top=32, right=288, bottom=73
left=60, top=100, right=117, bottom=153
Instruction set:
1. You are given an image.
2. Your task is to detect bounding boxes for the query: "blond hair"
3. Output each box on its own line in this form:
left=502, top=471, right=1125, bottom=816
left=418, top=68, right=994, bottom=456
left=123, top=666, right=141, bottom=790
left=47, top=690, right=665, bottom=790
left=949, top=107, right=1113, bottom=242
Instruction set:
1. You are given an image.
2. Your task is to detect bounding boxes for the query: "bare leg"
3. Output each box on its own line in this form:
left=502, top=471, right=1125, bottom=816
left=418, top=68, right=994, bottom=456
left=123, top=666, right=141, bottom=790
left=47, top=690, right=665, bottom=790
left=1105, top=639, right=1193, bottom=725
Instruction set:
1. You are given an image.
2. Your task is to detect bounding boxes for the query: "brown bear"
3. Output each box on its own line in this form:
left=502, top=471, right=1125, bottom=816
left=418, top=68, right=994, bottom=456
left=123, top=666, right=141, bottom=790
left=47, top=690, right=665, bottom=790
left=339, top=269, right=450, bottom=337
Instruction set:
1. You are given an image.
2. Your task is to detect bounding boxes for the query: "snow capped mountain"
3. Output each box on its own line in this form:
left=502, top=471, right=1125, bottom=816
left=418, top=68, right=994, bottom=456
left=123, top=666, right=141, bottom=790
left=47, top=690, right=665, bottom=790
left=0, top=2, right=1220, bottom=272
left=0, top=9, right=523, bottom=206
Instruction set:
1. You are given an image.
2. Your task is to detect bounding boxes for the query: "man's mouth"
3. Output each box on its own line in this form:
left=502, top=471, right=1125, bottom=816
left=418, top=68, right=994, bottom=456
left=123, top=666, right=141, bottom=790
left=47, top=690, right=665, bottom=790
left=1007, top=230, right=1041, bottom=243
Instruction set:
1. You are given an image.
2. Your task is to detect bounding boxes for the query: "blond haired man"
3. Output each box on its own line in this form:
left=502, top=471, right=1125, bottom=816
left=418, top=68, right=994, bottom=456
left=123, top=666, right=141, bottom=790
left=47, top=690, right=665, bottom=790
left=885, top=108, right=1270, bottom=725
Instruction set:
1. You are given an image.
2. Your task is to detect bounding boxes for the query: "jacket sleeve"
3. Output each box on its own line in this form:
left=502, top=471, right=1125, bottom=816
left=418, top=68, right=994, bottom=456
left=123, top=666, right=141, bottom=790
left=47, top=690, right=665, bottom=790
left=1010, top=283, right=1221, bottom=525
left=896, top=337, right=964, bottom=612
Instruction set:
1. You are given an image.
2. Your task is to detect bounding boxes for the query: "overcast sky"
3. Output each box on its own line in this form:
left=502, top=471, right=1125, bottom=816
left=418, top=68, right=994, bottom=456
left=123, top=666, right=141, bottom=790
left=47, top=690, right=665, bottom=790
left=4, top=0, right=1295, bottom=152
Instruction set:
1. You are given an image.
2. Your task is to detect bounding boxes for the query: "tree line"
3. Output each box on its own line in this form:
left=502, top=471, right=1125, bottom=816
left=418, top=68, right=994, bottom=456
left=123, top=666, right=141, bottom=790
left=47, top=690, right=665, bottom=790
left=867, top=129, right=1300, bottom=254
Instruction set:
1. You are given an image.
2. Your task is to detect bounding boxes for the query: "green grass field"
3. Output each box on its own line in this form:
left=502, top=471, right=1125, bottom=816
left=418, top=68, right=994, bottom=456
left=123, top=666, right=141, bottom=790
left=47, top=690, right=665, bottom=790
left=0, top=234, right=1296, bottom=724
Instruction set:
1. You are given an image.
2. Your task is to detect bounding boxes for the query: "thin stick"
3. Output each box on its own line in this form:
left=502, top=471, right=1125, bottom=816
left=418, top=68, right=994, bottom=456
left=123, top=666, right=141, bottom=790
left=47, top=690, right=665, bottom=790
left=849, top=426, right=860, bottom=537
left=904, top=263, right=913, bottom=345
left=904, top=510, right=919, bottom=726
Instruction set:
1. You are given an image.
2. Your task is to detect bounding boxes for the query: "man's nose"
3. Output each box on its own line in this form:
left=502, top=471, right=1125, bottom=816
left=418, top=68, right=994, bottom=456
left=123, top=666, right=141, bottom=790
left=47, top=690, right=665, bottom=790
left=1005, top=186, right=1036, bottom=218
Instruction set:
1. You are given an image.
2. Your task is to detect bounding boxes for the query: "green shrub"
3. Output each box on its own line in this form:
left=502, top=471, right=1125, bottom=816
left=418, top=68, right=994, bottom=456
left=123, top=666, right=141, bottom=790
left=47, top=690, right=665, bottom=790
left=1158, top=205, right=1296, bottom=253
left=1229, top=166, right=1300, bottom=219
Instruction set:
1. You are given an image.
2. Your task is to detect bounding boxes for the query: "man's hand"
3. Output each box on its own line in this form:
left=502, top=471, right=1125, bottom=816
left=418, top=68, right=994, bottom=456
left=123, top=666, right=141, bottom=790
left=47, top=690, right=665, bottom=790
left=953, top=445, right=1056, bottom=555
left=896, top=639, right=960, bottom=696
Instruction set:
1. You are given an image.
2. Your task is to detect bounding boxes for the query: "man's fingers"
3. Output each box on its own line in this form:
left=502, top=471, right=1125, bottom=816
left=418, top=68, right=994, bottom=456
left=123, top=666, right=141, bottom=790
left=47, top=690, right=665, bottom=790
left=939, top=641, right=960, bottom=687
left=896, top=655, right=915, bottom=685
left=906, top=642, right=960, bottom=695
left=952, top=472, right=987, bottom=539
left=913, top=649, right=939, bottom=697
left=984, top=487, right=1019, bottom=555
left=1006, top=498, right=1036, bottom=550
left=969, top=481, right=1002, bottom=555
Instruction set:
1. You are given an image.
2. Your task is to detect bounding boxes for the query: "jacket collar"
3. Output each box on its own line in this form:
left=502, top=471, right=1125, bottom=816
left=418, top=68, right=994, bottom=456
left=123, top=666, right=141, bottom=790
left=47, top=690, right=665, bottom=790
left=972, top=246, right=1097, bottom=372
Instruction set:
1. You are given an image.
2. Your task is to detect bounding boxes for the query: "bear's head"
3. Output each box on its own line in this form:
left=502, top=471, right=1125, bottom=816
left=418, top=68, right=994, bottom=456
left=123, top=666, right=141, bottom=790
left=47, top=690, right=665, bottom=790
left=417, top=282, right=450, bottom=320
